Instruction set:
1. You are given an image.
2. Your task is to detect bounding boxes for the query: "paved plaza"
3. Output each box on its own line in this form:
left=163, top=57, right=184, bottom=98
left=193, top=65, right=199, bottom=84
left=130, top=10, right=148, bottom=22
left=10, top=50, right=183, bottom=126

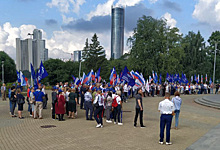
left=0, top=93, right=220, bottom=150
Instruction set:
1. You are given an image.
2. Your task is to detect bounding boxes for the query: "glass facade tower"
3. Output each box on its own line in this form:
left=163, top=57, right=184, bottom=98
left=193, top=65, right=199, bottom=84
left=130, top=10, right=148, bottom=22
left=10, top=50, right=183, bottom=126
left=111, top=6, right=124, bottom=59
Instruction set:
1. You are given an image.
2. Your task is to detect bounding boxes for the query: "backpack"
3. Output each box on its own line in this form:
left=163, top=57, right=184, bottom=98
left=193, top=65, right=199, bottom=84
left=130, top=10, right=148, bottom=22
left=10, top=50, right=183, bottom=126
left=112, top=96, right=119, bottom=108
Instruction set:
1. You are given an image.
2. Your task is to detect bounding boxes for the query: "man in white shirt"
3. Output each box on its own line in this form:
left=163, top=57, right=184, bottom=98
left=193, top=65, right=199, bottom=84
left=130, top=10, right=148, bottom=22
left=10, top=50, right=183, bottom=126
left=123, top=83, right=128, bottom=102
left=158, top=93, right=175, bottom=145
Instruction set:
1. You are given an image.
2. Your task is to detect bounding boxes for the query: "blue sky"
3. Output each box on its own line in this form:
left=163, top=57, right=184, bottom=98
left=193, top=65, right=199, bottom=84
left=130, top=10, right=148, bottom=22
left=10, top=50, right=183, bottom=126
left=0, top=0, right=219, bottom=60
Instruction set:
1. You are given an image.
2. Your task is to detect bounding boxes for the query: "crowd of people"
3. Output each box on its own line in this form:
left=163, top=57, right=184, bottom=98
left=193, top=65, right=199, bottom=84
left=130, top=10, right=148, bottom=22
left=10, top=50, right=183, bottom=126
left=143, top=82, right=219, bottom=97
left=2, top=81, right=220, bottom=145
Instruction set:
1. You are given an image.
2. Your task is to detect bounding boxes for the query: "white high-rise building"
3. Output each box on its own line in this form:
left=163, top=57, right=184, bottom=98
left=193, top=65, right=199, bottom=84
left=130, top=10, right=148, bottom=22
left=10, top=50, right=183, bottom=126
left=73, top=50, right=82, bottom=62
left=16, top=29, right=48, bottom=72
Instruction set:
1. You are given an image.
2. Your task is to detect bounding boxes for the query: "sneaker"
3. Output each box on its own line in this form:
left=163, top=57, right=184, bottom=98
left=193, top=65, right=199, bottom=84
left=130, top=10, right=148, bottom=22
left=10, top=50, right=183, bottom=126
left=140, top=125, right=146, bottom=128
left=118, top=123, right=123, bottom=125
left=30, top=115, right=32, bottom=117
left=166, top=142, right=172, bottom=145
left=106, top=120, right=112, bottom=123
left=96, top=124, right=101, bottom=128
left=134, top=125, right=137, bottom=128
left=114, top=122, right=117, bottom=125
left=101, top=125, right=103, bottom=128
left=159, top=141, right=164, bottom=145
left=90, top=118, right=94, bottom=121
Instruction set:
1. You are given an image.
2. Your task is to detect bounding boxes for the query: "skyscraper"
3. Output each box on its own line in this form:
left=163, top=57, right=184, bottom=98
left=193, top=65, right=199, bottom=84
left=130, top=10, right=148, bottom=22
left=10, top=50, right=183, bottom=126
left=111, top=6, right=124, bottom=59
left=16, top=29, right=48, bottom=72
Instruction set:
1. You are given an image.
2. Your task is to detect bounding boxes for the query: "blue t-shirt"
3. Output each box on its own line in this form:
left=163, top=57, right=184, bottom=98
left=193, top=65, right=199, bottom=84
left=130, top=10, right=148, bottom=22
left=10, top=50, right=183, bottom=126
left=34, top=90, right=45, bottom=102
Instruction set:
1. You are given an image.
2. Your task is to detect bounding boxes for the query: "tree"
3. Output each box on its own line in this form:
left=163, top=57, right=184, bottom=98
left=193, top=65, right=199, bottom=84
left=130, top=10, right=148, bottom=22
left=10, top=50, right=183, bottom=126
left=0, top=51, right=17, bottom=83
left=82, top=33, right=108, bottom=79
left=82, top=38, right=89, bottom=60
left=207, top=31, right=220, bottom=81
left=127, top=15, right=184, bottom=78
left=41, top=59, right=80, bottom=85
left=181, top=31, right=209, bottom=77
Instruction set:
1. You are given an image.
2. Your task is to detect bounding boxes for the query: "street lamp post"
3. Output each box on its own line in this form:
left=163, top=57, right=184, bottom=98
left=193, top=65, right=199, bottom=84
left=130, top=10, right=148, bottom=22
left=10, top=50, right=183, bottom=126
left=213, top=42, right=217, bottom=86
left=2, top=61, right=4, bottom=83
left=79, top=59, right=82, bottom=78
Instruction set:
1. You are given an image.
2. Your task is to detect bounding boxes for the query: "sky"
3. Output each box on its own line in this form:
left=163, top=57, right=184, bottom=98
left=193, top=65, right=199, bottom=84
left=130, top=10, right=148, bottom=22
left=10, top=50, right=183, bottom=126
left=0, top=0, right=220, bottom=61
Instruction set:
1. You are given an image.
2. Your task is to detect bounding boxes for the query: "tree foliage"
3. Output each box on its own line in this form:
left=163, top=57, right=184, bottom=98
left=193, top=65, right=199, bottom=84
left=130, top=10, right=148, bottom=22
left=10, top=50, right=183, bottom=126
left=41, top=59, right=79, bottom=85
left=0, top=51, right=17, bottom=83
left=82, top=33, right=109, bottom=79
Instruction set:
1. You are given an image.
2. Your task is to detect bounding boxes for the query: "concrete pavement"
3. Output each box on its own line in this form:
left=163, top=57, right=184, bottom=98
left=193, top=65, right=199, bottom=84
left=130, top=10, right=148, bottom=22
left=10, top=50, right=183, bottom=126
left=0, top=93, right=220, bottom=150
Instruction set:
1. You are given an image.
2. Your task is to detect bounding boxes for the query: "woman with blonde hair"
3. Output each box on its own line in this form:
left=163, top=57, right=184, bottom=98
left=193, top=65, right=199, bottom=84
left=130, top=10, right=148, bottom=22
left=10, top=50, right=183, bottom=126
left=171, top=91, right=182, bottom=130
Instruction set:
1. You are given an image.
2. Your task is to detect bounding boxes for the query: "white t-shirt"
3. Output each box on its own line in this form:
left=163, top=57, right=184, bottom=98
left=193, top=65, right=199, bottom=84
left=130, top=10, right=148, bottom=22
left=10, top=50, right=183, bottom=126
left=204, top=84, right=208, bottom=89
left=42, top=88, right=46, bottom=94
left=185, top=86, right=189, bottom=91
left=165, top=86, right=169, bottom=93
left=123, top=85, right=128, bottom=92
left=158, top=99, right=175, bottom=114
left=116, top=96, right=121, bottom=105
left=65, top=91, right=70, bottom=101
left=112, top=94, right=116, bottom=99
left=115, top=86, right=120, bottom=91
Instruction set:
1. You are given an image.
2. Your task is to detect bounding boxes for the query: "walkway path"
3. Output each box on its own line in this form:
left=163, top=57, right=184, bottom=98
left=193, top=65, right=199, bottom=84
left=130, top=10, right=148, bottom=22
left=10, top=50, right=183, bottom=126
left=0, top=93, right=220, bottom=150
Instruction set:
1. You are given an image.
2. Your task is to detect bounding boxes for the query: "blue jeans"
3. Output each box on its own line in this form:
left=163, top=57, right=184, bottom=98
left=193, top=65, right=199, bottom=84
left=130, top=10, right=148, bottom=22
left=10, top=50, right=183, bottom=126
left=160, top=114, right=173, bottom=143
left=174, top=110, right=180, bottom=127
left=94, top=106, right=103, bottom=125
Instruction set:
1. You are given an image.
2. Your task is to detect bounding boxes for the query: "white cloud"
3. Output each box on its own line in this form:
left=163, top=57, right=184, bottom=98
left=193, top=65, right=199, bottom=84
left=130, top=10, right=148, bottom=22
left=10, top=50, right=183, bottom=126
left=0, top=26, right=9, bottom=44
left=47, top=0, right=85, bottom=14
left=46, top=29, right=112, bottom=59
left=148, top=0, right=158, bottom=4
left=48, top=48, right=71, bottom=59
left=47, top=0, right=70, bottom=13
left=62, top=14, right=74, bottom=24
left=192, top=0, right=220, bottom=25
left=162, top=12, right=177, bottom=28
left=69, top=0, right=85, bottom=14
left=87, top=0, right=143, bottom=20
left=87, top=0, right=115, bottom=20
left=116, top=0, right=143, bottom=7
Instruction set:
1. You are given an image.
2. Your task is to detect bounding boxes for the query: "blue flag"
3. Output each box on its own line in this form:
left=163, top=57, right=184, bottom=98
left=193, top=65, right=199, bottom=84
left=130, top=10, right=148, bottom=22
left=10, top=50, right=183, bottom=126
left=72, top=75, right=76, bottom=82
left=30, top=63, right=35, bottom=80
left=159, top=74, right=162, bottom=84
left=30, top=63, right=38, bottom=88
left=181, top=73, right=188, bottom=84
left=209, top=77, right=212, bottom=84
left=121, top=66, right=135, bottom=86
left=20, top=71, right=27, bottom=86
left=37, top=61, right=48, bottom=82
left=16, top=70, right=21, bottom=83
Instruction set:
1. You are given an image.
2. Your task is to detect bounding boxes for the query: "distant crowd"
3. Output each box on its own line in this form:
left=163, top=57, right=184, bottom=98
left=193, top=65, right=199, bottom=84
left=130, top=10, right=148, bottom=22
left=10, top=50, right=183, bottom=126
left=1, top=81, right=219, bottom=145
